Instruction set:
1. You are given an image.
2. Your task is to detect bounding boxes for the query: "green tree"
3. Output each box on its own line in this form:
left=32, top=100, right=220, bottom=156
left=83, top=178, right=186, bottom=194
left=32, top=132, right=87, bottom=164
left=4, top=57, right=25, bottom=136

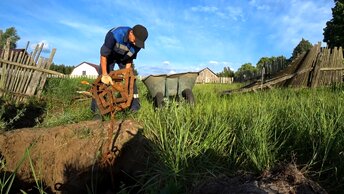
left=217, top=67, right=234, bottom=77
left=256, top=56, right=288, bottom=76
left=291, top=38, right=312, bottom=61
left=256, top=57, right=272, bottom=72
left=323, top=0, right=344, bottom=49
left=50, top=63, right=75, bottom=74
left=234, top=63, right=257, bottom=82
left=0, top=27, right=20, bottom=49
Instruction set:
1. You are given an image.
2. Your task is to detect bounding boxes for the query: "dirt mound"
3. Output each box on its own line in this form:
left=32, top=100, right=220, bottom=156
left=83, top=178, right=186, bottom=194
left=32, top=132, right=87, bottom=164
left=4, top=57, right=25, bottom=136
left=0, top=120, right=329, bottom=194
left=192, top=164, right=327, bottom=194
left=0, top=119, right=144, bottom=193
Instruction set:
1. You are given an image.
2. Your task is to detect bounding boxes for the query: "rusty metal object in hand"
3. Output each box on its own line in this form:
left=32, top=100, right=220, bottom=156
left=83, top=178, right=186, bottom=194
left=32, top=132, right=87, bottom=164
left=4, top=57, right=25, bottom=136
left=90, top=68, right=135, bottom=115
left=87, top=68, right=136, bottom=166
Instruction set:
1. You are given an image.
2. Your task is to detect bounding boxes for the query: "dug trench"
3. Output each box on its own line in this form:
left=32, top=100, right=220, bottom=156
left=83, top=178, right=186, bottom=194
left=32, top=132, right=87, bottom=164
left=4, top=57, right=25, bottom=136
left=0, top=119, right=151, bottom=193
left=0, top=118, right=330, bottom=194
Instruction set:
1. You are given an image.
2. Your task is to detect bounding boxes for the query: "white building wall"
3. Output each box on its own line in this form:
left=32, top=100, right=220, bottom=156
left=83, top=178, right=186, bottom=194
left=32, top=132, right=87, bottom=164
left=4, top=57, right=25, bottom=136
left=70, top=63, right=99, bottom=76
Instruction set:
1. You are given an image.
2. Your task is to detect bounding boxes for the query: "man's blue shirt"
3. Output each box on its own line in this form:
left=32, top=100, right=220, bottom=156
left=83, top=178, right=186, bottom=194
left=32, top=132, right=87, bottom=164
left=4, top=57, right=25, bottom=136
left=100, top=26, right=141, bottom=69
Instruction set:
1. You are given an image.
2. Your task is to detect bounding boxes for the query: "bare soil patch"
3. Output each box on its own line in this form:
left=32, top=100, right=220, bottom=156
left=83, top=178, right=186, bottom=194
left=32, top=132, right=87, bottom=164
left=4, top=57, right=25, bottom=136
left=0, top=119, right=147, bottom=193
left=0, top=120, right=328, bottom=194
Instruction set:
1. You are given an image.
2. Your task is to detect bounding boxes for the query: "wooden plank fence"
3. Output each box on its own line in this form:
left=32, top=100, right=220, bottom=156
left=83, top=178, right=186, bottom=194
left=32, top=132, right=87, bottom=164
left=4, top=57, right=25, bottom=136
left=263, top=57, right=289, bottom=76
left=0, top=39, right=63, bottom=102
left=50, top=74, right=234, bottom=84
left=225, top=42, right=344, bottom=94
left=218, top=77, right=233, bottom=84
left=47, top=74, right=99, bottom=79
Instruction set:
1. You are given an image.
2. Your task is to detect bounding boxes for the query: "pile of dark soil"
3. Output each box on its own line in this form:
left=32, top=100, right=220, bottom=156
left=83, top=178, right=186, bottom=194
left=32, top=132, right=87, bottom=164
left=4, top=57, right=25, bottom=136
left=192, top=164, right=327, bottom=194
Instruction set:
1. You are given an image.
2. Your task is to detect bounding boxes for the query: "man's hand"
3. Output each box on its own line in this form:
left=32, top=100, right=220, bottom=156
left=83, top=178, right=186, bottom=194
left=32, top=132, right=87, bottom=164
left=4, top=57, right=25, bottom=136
left=101, top=75, right=114, bottom=85
left=126, top=63, right=132, bottom=69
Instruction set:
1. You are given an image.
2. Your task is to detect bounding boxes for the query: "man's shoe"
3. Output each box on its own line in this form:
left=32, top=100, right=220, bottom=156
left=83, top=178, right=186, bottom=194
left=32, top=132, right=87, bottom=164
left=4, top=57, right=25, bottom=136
left=92, top=114, right=103, bottom=121
left=130, top=109, right=139, bottom=113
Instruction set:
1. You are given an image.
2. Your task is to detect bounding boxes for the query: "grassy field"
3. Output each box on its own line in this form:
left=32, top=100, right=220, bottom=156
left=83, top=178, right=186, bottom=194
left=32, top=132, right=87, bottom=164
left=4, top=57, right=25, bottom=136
left=136, top=82, right=344, bottom=193
left=1, top=78, right=344, bottom=193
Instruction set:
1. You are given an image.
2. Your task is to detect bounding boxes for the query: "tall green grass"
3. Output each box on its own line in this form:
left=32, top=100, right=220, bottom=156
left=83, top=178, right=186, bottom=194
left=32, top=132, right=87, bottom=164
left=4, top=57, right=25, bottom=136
left=40, top=77, right=94, bottom=127
left=3, top=78, right=344, bottom=193
left=136, top=84, right=344, bottom=193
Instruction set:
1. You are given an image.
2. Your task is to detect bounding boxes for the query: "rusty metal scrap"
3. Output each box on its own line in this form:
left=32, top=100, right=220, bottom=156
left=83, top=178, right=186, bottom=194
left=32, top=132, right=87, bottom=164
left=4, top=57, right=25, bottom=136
left=84, top=68, right=136, bottom=167
left=89, top=68, right=135, bottom=115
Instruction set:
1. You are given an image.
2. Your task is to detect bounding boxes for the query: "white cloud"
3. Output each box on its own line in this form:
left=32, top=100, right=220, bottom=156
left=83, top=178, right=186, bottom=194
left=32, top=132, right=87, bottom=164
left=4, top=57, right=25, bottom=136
left=249, top=0, right=271, bottom=11
left=191, top=6, right=218, bottom=13
left=168, top=70, right=176, bottom=74
left=162, top=61, right=170, bottom=65
left=59, top=20, right=107, bottom=35
left=190, top=5, right=244, bottom=22
left=2, top=0, right=334, bottom=73
left=137, top=62, right=176, bottom=75
left=137, top=60, right=231, bottom=75
left=206, top=60, right=235, bottom=73
left=156, top=36, right=182, bottom=49
left=195, top=66, right=203, bottom=71
left=152, top=18, right=175, bottom=30
left=225, top=6, right=244, bottom=21
left=31, top=40, right=50, bottom=53
left=268, top=0, right=332, bottom=49
left=208, top=61, right=219, bottom=65
left=220, top=61, right=234, bottom=70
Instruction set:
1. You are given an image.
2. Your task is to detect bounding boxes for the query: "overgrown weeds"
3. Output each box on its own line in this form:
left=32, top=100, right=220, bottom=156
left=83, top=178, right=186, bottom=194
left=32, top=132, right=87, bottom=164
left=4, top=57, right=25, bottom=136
left=39, top=77, right=95, bottom=127
left=136, top=84, right=344, bottom=193
left=1, top=79, right=344, bottom=193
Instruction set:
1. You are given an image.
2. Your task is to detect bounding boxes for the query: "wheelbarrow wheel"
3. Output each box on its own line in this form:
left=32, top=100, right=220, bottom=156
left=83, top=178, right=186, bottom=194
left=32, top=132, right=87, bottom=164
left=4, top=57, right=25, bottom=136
left=182, top=88, right=195, bottom=105
left=154, top=92, right=164, bottom=108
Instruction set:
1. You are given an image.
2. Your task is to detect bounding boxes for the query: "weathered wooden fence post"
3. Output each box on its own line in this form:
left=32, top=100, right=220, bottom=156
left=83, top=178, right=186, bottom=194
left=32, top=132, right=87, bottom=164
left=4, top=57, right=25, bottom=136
left=0, top=39, right=10, bottom=94
left=260, top=66, right=265, bottom=90
left=0, top=38, right=63, bottom=102
left=230, top=43, right=344, bottom=93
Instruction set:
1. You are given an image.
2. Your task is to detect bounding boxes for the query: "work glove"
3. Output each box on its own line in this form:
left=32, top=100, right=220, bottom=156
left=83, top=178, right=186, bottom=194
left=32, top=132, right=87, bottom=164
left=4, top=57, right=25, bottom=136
left=101, top=75, right=114, bottom=85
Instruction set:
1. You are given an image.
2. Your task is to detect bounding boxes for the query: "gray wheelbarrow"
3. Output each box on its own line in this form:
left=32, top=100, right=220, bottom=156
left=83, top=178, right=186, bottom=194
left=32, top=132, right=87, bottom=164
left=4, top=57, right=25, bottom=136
left=142, top=72, right=199, bottom=108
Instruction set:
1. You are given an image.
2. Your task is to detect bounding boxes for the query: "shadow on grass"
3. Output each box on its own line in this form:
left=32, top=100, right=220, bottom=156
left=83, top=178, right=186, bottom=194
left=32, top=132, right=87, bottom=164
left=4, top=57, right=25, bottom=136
left=0, top=98, right=46, bottom=130
left=54, top=133, right=151, bottom=194
left=0, top=152, right=53, bottom=194
left=0, top=171, right=53, bottom=194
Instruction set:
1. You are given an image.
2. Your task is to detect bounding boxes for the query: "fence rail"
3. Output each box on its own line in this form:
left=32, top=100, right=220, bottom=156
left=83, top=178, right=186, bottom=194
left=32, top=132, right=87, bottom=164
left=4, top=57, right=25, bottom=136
left=47, top=74, right=99, bottom=79
left=48, top=74, right=234, bottom=85
left=231, top=43, right=344, bottom=93
left=0, top=39, right=60, bottom=102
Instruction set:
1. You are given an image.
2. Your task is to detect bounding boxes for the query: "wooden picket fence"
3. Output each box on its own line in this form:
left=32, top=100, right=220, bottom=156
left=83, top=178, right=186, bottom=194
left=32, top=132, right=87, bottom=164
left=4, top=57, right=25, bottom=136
left=47, top=74, right=99, bottom=79
left=263, top=57, right=289, bottom=76
left=0, top=39, right=63, bottom=102
left=225, top=42, right=344, bottom=93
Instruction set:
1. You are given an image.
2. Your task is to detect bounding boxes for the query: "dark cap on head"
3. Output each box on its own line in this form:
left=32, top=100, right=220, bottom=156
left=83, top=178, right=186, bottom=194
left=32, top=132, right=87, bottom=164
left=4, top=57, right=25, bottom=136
left=132, top=24, right=148, bottom=48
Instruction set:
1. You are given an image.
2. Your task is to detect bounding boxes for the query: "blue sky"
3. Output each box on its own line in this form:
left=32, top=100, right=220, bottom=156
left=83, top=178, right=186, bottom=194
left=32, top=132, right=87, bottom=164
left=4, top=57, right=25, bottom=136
left=0, top=0, right=334, bottom=76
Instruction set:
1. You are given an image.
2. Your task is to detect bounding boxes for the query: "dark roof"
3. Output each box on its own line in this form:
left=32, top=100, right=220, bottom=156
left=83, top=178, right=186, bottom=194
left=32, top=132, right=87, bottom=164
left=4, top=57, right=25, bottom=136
left=74, top=61, right=99, bottom=71
left=198, top=67, right=218, bottom=76
left=0, top=48, right=29, bottom=57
